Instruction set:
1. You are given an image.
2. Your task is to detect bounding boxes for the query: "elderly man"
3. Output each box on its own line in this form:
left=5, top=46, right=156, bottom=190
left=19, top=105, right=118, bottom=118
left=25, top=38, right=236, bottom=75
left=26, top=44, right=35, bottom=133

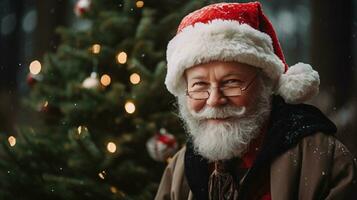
left=156, top=2, right=356, bottom=200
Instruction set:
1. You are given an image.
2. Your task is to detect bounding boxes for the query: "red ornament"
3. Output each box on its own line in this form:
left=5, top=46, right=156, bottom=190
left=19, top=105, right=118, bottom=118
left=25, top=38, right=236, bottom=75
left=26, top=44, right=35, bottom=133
left=157, top=134, right=177, bottom=147
left=26, top=73, right=43, bottom=87
left=146, top=129, right=178, bottom=162
left=74, top=0, right=91, bottom=17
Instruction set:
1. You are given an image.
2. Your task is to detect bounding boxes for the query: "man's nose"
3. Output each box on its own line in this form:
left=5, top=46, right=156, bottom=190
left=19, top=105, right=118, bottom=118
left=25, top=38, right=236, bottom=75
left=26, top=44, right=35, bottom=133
left=206, top=87, right=227, bottom=107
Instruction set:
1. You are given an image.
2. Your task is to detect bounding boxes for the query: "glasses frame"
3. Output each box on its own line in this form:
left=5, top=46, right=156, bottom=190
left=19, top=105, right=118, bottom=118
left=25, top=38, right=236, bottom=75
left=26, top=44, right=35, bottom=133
left=185, top=73, right=258, bottom=100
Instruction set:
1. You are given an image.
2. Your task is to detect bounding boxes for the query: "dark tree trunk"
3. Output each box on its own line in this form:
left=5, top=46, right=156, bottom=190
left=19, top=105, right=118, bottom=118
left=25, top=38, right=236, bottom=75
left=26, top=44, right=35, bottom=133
left=35, top=0, right=68, bottom=57
left=311, top=0, right=356, bottom=156
left=311, top=0, right=354, bottom=108
left=0, top=0, right=23, bottom=134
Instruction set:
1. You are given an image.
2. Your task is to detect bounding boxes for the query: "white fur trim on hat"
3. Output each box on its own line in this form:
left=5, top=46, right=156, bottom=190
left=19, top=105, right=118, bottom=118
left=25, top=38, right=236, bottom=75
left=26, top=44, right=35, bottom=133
left=165, top=19, right=285, bottom=96
left=277, top=62, right=320, bottom=104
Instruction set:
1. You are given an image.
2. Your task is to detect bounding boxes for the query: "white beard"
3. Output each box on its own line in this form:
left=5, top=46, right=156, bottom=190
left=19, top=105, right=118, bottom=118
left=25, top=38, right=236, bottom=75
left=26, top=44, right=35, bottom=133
left=178, top=90, right=272, bottom=162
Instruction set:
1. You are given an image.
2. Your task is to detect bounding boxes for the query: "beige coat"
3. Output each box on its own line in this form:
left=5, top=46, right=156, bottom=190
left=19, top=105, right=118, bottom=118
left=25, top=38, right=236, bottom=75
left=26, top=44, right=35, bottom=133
left=155, top=132, right=357, bottom=200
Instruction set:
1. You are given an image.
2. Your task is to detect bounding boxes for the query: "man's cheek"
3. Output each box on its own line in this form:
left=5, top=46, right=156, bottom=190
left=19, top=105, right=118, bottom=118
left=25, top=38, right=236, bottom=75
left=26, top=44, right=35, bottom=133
left=187, top=99, right=205, bottom=112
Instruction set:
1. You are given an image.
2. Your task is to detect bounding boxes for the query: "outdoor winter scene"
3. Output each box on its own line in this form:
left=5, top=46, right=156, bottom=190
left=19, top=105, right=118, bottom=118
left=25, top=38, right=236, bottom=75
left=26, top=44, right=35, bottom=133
left=0, top=0, right=356, bottom=199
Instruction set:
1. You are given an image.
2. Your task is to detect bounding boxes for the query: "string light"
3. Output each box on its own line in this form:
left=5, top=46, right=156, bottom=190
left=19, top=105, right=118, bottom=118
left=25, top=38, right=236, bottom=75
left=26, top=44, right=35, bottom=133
left=98, top=170, right=106, bottom=179
left=77, top=126, right=87, bottom=135
left=43, top=101, right=49, bottom=108
left=124, top=101, right=136, bottom=114
left=29, top=60, right=41, bottom=75
left=110, top=186, right=118, bottom=194
left=100, top=74, right=111, bottom=86
left=116, top=51, right=127, bottom=64
left=92, top=44, right=101, bottom=54
left=129, top=73, right=141, bottom=84
left=77, top=126, right=82, bottom=135
left=107, top=142, right=117, bottom=153
left=136, top=1, right=144, bottom=8
left=8, top=136, right=16, bottom=147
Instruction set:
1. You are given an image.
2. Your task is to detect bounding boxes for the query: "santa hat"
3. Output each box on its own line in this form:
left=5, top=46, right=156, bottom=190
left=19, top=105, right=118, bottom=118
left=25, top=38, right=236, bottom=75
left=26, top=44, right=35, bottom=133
left=165, top=2, right=319, bottom=104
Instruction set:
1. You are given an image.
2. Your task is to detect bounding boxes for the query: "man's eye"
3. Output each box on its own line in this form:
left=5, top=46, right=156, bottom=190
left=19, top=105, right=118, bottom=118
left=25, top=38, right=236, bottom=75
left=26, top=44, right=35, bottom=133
left=192, top=82, right=207, bottom=87
left=223, top=79, right=243, bottom=86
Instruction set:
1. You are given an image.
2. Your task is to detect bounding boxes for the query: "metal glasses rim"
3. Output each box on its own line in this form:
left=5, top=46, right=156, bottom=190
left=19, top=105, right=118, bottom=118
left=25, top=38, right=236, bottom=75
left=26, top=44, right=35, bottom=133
left=185, top=73, right=258, bottom=100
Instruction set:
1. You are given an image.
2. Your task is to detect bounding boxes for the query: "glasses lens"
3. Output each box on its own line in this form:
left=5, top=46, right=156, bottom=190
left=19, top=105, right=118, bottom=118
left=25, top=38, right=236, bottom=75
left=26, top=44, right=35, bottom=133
left=222, top=87, right=242, bottom=97
left=189, top=91, right=209, bottom=99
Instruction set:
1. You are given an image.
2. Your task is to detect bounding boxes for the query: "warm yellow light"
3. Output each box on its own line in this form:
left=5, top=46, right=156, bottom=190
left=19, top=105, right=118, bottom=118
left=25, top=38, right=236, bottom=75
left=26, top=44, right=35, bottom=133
left=110, top=186, right=118, bottom=194
left=8, top=136, right=16, bottom=147
left=107, top=142, right=117, bottom=153
left=92, top=44, right=101, bottom=54
left=43, top=101, right=49, bottom=107
left=129, top=73, right=141, bottom=84
left=116, top=51, right=127, bottom=64
left=100, top=74, right=111, bottom=86
left=77, top=126, right=88, bottom=135
left=98, top=171, right=106, bottom=179
left=29, top=60, right=41, bottom=75
left=136, top=1, right=144, bottom=8
left=124, top=101, right=136, bottom=114
left=77, top=126, right=82, bottom=135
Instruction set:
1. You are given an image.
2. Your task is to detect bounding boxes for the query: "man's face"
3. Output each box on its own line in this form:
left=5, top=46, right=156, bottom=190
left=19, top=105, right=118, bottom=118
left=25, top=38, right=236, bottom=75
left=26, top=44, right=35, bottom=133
left=179, top=61, right=272, bottom=161
left=185, top=61, right=260, bottom=116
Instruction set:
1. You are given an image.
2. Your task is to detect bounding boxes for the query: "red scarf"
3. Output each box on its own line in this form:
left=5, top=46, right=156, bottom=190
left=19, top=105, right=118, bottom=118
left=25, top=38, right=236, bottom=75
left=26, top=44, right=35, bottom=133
left=240, top=127, right=271, bottom=200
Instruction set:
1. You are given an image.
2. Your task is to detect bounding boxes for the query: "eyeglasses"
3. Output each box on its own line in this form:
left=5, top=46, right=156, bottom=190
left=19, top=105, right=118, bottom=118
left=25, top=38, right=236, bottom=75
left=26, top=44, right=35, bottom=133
left=186, top=73, right=258, bottom=100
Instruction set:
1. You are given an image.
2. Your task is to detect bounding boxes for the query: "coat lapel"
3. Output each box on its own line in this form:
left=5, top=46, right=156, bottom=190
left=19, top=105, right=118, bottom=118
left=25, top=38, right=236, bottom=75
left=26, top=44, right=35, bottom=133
left=184, top=139, right=209, bottom=200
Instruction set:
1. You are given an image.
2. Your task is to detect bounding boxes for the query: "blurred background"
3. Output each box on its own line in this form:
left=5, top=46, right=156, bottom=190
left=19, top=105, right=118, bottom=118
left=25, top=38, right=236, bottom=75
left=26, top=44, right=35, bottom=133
left=0, top=0, right=356, bottom=199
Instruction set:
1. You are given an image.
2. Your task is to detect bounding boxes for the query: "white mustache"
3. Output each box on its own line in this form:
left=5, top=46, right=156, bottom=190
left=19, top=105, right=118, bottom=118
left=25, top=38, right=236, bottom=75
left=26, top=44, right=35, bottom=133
left=190, top=106, right=246, bottom=120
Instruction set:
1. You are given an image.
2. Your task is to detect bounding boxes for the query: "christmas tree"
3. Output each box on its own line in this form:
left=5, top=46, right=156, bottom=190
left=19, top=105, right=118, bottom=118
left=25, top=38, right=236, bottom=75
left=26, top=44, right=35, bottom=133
left=0, top=0, right=218, bottom=199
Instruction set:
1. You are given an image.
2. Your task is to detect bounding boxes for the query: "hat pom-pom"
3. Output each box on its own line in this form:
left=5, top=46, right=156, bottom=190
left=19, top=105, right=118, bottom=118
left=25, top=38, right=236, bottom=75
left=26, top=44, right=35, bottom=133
left=277, top=62, right=320, bottom=104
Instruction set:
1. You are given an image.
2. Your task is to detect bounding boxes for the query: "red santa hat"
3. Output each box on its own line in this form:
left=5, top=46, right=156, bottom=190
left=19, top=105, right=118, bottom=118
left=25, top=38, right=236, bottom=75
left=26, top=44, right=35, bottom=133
left=165, top=2, right=319, bottom=104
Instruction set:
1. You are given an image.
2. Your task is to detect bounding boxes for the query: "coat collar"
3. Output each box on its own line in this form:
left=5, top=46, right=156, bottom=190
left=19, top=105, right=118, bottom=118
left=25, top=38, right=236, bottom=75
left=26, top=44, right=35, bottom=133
left=184, top=95, right=337, bottom=200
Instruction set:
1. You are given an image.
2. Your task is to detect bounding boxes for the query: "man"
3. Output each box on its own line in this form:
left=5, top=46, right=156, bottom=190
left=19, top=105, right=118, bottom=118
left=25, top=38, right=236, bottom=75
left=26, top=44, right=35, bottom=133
left=156, top=2, right=356, bottom=200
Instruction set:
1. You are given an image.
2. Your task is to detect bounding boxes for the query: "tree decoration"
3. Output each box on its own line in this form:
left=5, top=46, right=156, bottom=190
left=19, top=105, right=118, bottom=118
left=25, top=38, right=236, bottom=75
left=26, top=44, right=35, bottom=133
left=82, top=72, right=100, bottom=89
left=100, top=74, right=111, bottom=87
left=8, top=136, right=16, bottom=147
left=129, top=73, right=141, bottom=85
left=74, top=0, right=91, bottom=17
left=116, top=51, right=127, bottom=64
left=106, top=141, right=117, bottom=153
left=29, top=60, right=42, bottom=75
left=91, top=44, right=101, bottom=54
left=136, top=1, right=144, bottom=8
left=146, top=128, right=178, bottom=162
left=26, top=73, right=43, bottom=87
left=124, top=101, right=136, bottom=114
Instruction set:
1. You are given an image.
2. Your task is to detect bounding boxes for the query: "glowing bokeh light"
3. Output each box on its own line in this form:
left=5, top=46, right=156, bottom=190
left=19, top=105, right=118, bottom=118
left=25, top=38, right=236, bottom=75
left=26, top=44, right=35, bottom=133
left=130, top=73, right=141, bottom=84
left=107, top=142, right=117, bottom=153
left=29, top=60, right=41, bottom=75
left=8, top=136, right=16, bottom=147
left=100, top=74, right=111, bottom=86
left=124, top=101, right=136, bottom=114
left=116, top=51, right=127, bottom=64
left=92, top=44, right=101, bottom=54
left=136, top=1, right=144, bottom=8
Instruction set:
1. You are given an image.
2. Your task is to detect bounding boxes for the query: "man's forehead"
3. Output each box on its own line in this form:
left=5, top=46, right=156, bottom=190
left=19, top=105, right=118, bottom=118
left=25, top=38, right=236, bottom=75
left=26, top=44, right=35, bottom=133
left=185, top=62, right=257, bottom=79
